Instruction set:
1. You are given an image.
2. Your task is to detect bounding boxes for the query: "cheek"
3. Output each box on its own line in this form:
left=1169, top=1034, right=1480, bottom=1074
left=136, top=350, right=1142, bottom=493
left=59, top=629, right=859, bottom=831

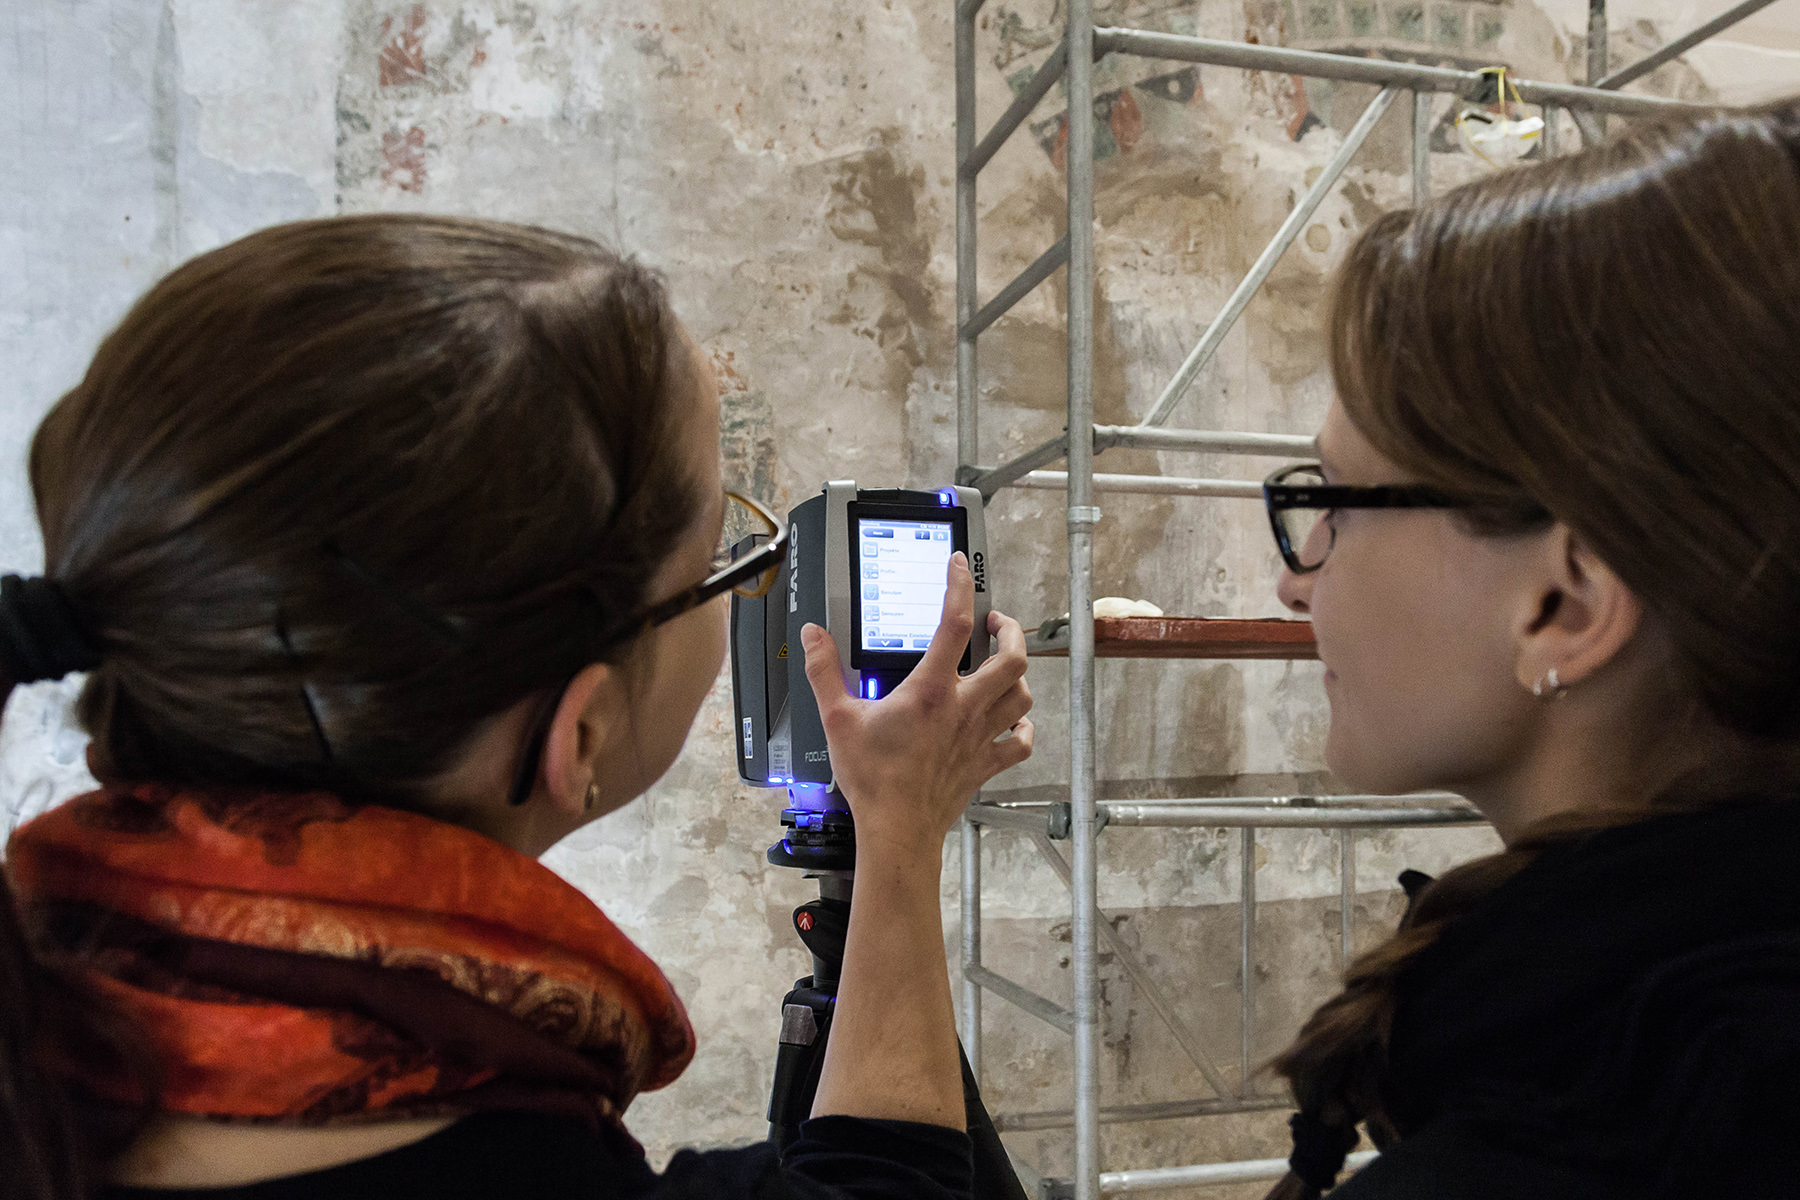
left=637, top=600, right=729, bottom=770
left=1310, top=522, right=1530, bottom=792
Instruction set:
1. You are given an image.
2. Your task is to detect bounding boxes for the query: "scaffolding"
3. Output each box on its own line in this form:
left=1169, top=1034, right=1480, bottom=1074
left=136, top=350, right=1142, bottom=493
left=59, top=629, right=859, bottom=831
left=951, top=4, right=1766, bottom=1197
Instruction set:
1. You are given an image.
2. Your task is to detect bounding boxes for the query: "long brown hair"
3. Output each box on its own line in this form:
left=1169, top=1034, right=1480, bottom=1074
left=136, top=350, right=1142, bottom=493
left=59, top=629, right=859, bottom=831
left=2, top=214, right=704, bottom=1198
left=1267, top=98, right=1800, bottom=1198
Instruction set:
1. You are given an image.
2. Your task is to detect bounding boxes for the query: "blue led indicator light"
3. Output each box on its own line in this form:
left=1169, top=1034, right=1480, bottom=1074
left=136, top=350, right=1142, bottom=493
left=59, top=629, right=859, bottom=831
left=865, top=678, right=880, bottom=700
left=937, top=488, right=955, bottom=507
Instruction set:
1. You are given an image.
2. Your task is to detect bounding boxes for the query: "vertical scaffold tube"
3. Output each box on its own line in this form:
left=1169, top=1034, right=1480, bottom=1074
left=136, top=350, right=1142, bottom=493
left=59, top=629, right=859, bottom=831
left=1240, top=827, right=1257, bottom=1094
left=953, top=0, right=983, bottom=1089
left=955, top=0, right=979, bottom=474
left=1066, top=1, right=1101, bottom=1196
left=960, top=816, right=983, bottom=1077
left=1339, top=829, right=1355, bottom=968
left=1587, top=0, right=1608, bottom=83
left=1411, top=90, right=1430, bottom=210
left=1587, top=0, right=1608, bottom=142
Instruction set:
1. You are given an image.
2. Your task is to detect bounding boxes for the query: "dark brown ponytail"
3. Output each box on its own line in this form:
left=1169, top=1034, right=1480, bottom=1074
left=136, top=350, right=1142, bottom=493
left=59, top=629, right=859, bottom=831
left=1267, top=97, right=1800, bottom=1195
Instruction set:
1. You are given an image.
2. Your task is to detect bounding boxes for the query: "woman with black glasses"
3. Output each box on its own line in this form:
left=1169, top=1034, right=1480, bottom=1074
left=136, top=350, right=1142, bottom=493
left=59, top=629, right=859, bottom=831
left=0, top=216, right=1033, bottom=1200
left=1254, top=100, right=1800, bottom=1200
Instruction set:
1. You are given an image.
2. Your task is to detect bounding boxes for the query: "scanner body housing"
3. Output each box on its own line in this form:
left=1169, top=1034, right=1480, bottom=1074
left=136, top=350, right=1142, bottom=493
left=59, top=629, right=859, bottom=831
left=731, top=482, right=989, bottom=793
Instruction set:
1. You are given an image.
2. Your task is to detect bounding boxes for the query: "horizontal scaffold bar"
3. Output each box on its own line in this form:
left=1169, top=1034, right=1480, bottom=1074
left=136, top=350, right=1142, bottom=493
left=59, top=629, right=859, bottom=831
left=965, top=41, right=1069, bottom=178
left=993, top=1094, right=1289, bottom=1133
left=964, top=964, right=1076, bottom=1034
left=1090, top=1151, right=1380, bottom=1194
left=973, top=795, right=1479, bottom=830
left=963, top=235, right=1070, bottom=339
left=1093, top=27, right=1715, bottom=116
left=965, top=801, right=1065, bottom=836
left=1095, top=425, right=1316, bottom=455
left=1016, top=471, right=1264, bottom=498
left=1100, top=800, right=1481, bottom=828
left=969, top=426, right=1313, bottom=495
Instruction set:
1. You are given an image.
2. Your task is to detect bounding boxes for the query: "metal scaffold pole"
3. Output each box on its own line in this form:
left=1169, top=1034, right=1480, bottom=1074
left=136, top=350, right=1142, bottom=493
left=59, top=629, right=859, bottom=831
left=955, top=0, right=979, bottom=478
left=961, top=817, right=983, bottom=1073
left=1579, top=0, right=1609, bottom=143
left=1411, top=90, right=1430, bottom=208
left=953, top=0, right=985, bottom=1080
left=1065, top=0, right=1101, bottom=1195
left=1240, top=827, right=1257, bottom=1093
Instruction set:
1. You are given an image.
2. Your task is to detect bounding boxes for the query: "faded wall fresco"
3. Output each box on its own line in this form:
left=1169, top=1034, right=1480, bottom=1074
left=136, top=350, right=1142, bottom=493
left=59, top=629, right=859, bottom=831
left=2, top=0, right=1792, bottom=1187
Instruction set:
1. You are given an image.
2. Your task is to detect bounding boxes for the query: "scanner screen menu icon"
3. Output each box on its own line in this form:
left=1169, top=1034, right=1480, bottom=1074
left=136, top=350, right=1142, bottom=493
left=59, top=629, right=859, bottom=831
left=856, top=514, right=957, bottom=654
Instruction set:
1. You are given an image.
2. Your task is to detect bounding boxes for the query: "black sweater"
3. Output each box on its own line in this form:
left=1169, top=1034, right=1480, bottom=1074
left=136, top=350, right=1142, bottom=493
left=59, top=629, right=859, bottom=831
left=1331, top=795, right=1800, bottom=1198
left=100, top=1114, right=972, bottom=1200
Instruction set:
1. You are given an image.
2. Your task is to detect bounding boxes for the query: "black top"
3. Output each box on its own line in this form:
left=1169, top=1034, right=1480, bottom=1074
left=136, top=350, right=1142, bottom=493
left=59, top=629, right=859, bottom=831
left=100, top=1113, right=972, bottom=1200
left=1330, top=795, right=1800, bottom=1199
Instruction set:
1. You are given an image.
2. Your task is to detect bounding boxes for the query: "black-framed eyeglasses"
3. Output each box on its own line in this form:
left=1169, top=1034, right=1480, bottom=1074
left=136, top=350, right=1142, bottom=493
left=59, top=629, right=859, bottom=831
left=626, top=490, right=788, bottom=633
left=504, top=490, right=787, bottom=806
left=1263, top=463, right=1469, bottom=575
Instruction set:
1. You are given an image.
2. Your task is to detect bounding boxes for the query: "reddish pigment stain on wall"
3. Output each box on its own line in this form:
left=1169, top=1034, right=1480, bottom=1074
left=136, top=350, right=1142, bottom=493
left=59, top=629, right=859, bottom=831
left=379, top=5, right=428, bottom=86
left=380, top=125, right=427, bottom=192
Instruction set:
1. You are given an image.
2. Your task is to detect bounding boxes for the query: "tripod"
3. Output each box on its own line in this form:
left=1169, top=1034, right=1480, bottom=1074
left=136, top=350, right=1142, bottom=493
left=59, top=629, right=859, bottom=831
left=765, top=795, right=1027, bottom=1200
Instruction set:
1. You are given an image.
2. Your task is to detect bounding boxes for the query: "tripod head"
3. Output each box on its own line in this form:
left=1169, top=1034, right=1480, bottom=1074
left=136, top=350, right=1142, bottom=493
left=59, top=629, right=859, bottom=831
left=767, top=783, right=856, bottom=876
left=768, top=782, right=855, bottom=991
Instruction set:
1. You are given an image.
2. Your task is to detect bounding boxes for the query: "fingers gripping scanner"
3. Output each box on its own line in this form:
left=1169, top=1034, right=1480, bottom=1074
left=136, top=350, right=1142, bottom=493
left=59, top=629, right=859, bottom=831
left=729, top=481, right=991, bottom=869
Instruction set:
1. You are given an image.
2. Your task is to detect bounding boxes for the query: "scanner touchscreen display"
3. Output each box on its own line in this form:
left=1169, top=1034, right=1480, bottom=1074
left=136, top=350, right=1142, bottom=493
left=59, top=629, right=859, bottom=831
left=856, top=515, right=954, bottom=653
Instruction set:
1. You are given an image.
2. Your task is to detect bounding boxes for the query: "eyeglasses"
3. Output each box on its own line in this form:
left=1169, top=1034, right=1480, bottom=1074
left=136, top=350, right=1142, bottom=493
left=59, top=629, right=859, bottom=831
left=1263, top=463, right=1469, bottom=574
left=624, top=491, right=788, bottom=633
left=505, top=490, right=787, bottom=806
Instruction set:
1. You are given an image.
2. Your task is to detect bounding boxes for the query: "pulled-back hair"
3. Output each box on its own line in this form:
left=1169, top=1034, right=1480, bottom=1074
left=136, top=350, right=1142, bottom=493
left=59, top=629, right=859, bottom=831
left=1267, top=98, right=1800, bottom=1199
left=36, top=214, right=702, bottom=797
left=2, top=214, right=703, bottom=1199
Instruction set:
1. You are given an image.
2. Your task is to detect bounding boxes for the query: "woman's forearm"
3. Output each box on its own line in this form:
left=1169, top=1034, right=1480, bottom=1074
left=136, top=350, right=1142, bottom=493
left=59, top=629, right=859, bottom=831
left=810, top=839, right=963, bottom=1129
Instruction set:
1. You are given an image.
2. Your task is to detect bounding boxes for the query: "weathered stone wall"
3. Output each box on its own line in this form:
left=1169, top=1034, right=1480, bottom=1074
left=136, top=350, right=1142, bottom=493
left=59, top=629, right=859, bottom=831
left=3, top=2, right=1794, bottom=1187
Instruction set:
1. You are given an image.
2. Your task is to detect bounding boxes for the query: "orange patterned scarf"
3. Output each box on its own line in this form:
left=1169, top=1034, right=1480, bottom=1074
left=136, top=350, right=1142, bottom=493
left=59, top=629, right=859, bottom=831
left=4, top=783, right=694, bottom=1139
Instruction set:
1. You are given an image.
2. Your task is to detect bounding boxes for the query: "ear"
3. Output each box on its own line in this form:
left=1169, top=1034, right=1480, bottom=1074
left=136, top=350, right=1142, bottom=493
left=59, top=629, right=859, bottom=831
left=537, top=661, right=627, bottom=819
left=1514, top=525, right=1643, bottom=694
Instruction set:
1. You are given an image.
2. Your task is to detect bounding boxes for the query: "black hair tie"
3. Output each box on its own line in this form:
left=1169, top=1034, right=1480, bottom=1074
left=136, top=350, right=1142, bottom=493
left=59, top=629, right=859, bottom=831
left=1288, top=1108, right=1359, bottom=1192
left=0, top=575, right=101, bottom=684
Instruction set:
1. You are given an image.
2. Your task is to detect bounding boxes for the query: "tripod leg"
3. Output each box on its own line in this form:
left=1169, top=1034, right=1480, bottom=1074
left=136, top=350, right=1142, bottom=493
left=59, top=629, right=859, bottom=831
left=768, top=987, right=835, bottom=1147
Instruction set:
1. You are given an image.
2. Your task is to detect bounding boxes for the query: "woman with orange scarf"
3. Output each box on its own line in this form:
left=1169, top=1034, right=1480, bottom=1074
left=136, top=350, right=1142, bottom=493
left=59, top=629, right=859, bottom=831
left=0, top=217, right=1034, bottom=1199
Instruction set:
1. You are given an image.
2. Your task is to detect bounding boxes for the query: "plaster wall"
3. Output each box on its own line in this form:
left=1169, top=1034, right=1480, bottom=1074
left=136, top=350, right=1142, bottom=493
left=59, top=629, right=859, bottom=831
left=3, top=0, right=1795, bottom=1185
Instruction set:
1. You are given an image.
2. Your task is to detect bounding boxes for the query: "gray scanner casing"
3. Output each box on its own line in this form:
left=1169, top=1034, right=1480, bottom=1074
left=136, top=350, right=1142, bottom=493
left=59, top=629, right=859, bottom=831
left=731, top=482, right=989, bottom=791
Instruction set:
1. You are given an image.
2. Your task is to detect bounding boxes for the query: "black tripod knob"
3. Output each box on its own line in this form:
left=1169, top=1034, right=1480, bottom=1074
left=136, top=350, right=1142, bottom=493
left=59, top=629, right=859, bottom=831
left=793, top=898, right=850, bottom=983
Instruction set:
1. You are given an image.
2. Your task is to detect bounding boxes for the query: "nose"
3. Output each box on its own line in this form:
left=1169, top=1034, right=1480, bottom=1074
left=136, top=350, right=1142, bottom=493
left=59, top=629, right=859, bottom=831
left=1277, top=563, right=1312, bottom=615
